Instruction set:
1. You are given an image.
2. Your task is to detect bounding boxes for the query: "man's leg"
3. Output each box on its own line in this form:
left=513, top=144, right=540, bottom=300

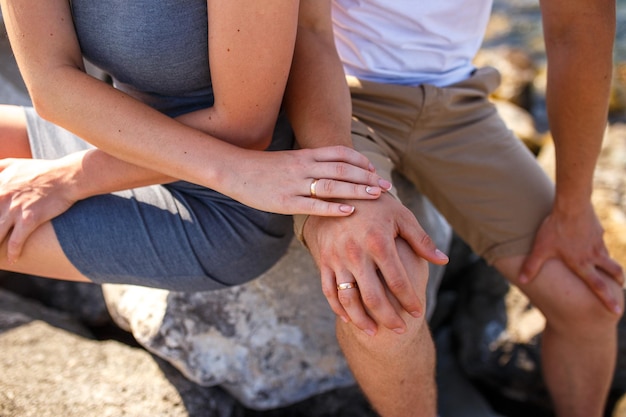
left=337, top=238, right=437, bottom=417
left=495, top=255, right=623, bottom=417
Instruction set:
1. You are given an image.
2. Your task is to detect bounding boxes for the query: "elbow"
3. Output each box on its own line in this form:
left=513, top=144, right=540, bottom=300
left=29, top=94, right=54, bottom=122
left=224, top=120, right=277, bottom=151
left=27, top=82, right=66, bottom=124
left=234, top=128, right=274, bottom=150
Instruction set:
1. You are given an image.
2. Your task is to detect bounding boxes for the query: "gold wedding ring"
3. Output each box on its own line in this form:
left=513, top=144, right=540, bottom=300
left=337, top=282, right=358, bottom=291
left=310, top=179, right=319, bottom=198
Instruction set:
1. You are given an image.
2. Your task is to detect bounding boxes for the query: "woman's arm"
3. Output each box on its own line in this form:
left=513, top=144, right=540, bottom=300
left=1, top=0, right=294, bottom=174
left=0, top=0, right=386, bottom=212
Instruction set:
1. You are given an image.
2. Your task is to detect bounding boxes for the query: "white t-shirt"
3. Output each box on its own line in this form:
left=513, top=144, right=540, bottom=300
left=332, top=0, right=493, bottom=86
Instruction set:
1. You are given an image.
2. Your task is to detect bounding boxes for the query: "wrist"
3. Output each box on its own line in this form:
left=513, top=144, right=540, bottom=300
left=57, top=151, right=92, bottom=201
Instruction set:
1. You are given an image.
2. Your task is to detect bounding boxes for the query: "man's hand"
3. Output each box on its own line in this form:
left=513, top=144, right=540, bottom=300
left=519, top=202, right=624, bottom=314
left=303, top=193, right=449, bottom=335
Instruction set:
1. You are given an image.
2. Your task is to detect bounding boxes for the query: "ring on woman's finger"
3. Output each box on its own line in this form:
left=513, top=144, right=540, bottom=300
left=310, top=179, right=319, bottom=198
left=337, top=282, right=358, bottom=291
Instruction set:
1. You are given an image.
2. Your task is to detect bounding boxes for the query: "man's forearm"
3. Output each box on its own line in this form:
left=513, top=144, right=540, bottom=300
left=283, top=0, right=353, bottom=149
left=541, top=0, right=615, bottom=211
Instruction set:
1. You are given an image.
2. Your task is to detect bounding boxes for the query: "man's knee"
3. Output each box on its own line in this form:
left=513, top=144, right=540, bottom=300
left=336, top=313, right=430, bottom=359
left=535, top=263, right=624, bottom=334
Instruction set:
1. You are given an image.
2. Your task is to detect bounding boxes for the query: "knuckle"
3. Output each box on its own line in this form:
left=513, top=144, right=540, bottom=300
left=321, top=283, right=337, bottom=299
left=365, top=230, right=390, bottom=255
left=360, top=291, right=383, bottom=310
left=334, top=145, right=350, bottom=159
left=321, top=179, right=334, bottom=195
left=386, top=277, right=409, bottom=294
left=337, top=291, right=357, bottom=306
left=334, top=162, right=348, bottom=178
left=420, top=232, right=436, bottom=249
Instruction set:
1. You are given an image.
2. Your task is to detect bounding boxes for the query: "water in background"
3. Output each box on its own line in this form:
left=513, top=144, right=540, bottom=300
left=487, top=0, right=626, bottom=63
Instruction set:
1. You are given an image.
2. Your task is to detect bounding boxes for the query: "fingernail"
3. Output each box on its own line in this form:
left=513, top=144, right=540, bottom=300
left=369, top=162, right=376, bottom=172
left=393, top=327, right=406, bottom=335
left=614, top=304, right=623, bottom=315
left=378, top=178, right=392, bottom=190
left=519, top=274, right=528, bottom=284
left=365, top=186, right=380, bottom=195
left=339, top=205, right=355, bottom=214
left=364, top=329, right=376, bottom=337
left=411, top=310, right=422, bottom=318
left=341, top=316, right=349, bottom=323
left=435, top=249, right=449, bottom=261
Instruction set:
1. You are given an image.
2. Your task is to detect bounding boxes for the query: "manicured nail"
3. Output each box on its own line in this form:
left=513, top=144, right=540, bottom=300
left=340, top=205, right=355, bottom=214
left=435, top=249, right=449, bottom=261
left=378, top=178, right=392, bottom=190
left=365, top=186, right=380, bottom=195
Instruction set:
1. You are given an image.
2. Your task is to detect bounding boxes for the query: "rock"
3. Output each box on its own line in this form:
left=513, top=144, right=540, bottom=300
left=442, top=238, right=551, bottom=412
left=493, top=99, right=545, bottom=154
left=0, top=288, right=240, bottom=417
left=435, top=327, right=506, bottom=417
left=474, top=46, right=537, bottom=112
left=0, top=273, right=111, bottom=326
left=104, top=180, right=452, bottom=410
left=0, top=287, right=90, bottom=337
left=610, top=63, right=626, bottom=117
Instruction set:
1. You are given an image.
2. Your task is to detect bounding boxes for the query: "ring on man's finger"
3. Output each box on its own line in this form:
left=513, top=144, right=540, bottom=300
left=310, top=179, right=319, bottom=198
left=337, top=282, right=358, bottom=291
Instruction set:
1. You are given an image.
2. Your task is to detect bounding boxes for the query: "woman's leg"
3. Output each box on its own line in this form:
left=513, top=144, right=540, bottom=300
left=0, top=104, right=91, bottom=282
left=0, top=104, right=34, bottom=158
left=0, top=219, right=91, bottom=282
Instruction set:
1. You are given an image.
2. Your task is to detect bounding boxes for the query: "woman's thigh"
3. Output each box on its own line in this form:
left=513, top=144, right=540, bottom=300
left=0, top=105, right=33, bottom=158
left=50, top=182, right=294, bottom=292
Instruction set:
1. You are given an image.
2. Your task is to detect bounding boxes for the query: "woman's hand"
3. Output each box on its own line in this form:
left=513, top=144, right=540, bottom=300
left=0, top=157, right=79, bottom=263
left=222, top=145, right=392, bottom=216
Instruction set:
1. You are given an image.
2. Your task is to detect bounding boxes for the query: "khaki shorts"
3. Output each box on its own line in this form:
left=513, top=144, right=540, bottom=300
left=349, top=67, right=554, bottom=264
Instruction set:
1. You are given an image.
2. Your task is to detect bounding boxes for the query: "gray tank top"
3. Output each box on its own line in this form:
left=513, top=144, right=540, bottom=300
left=72, top=0, right=213, bottom=117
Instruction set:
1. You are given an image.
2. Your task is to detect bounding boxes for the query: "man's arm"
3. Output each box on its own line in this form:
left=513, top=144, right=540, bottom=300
left=283, top=0, right=449, bottom=335
left=520, top=0, right=623, bottom=312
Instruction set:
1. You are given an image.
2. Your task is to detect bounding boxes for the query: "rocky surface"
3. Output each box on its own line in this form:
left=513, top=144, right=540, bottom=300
left=2, top=6, right=626, bottom=417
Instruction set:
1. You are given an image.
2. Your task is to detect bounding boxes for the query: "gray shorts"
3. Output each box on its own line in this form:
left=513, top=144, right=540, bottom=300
left=24, top=107, right=294, bottom=291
